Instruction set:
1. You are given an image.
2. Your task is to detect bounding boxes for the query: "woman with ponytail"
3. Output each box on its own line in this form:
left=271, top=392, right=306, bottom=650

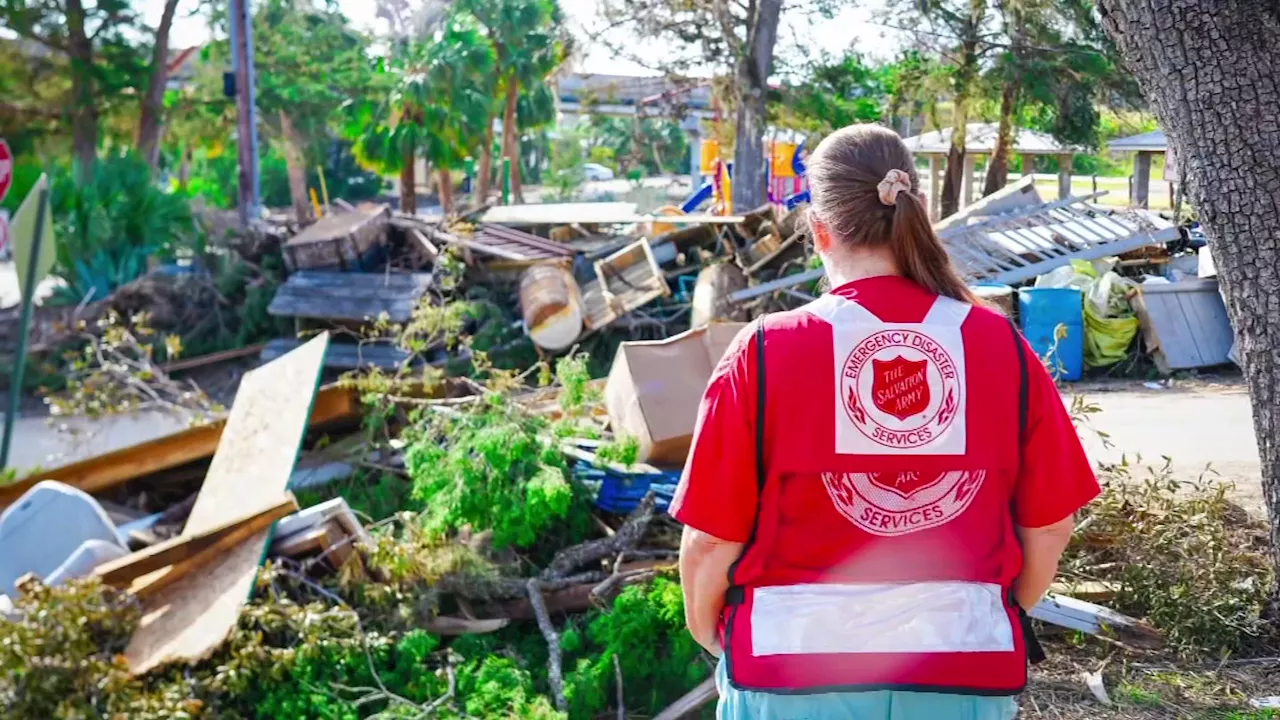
left=673, top=124, right=1099, bottom=719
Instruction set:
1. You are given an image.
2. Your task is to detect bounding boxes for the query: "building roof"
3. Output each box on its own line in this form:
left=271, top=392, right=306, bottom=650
left=902, top=123, right=1080, bottom=156
left=556, top=73, right=713, bottom=111
left=1107, top=129, right=1167, bottom=152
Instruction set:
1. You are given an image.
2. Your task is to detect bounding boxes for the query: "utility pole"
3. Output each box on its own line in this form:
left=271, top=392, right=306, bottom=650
left=229, top=0, right=261, bottom=226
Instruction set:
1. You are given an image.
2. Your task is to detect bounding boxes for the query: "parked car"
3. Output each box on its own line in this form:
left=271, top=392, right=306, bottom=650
left=581, top=163, right=615, bottom=182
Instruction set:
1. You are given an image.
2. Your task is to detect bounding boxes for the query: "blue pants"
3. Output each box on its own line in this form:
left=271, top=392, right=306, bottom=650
left=715, top=659, right=1019, bottom=720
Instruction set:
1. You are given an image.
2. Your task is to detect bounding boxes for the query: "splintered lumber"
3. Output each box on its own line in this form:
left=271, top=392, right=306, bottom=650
left=94, top=496, right=298, bottom=588
left=125, top=496, right=298, bottom=601
left=124, top=333, right=330, bottom=675
left=0, top=384, right=359, bottom=511
left=1030, top=592, right=1162, bottom=649
left=653, top=677, right=718, bottom=720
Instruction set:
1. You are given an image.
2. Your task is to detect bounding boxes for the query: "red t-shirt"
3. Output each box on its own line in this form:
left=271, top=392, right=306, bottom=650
left=670, top=276, right=1100, bottom=544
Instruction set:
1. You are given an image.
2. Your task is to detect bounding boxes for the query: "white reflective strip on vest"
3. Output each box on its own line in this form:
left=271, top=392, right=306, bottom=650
left=749, top=582, right=1015, bottom=656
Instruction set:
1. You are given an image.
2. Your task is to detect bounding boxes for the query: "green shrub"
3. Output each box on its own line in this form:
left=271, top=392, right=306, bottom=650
left=50, top=150, right=197, bottom=304
left=404, top=394, right=592, bottom=550
left=564, top=577, right=709, bottom=719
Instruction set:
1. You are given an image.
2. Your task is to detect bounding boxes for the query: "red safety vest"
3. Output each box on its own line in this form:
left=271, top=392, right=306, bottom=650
left=720, top=293, right=1031, bottom=696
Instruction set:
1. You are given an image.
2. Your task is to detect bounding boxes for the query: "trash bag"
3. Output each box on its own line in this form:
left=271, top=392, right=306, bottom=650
left=1083, top=271, right=1140, bottom=368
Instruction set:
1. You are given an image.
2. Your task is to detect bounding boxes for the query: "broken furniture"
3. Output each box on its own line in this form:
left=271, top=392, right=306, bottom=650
left=604, top=322, right=747, bottom=467
left=282, top=204, right=391, bottom=272
left=0, top=480, right=130, bottom=603
left=581, top=239, right=672, bottom=331
left=1131, top=278, right=1236, bottom=374
left=264, top=270, right=435, bottom=370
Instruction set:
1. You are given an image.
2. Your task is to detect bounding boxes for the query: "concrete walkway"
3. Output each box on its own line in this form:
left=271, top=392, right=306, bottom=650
left=1073, top=382, right=1262, bottom=513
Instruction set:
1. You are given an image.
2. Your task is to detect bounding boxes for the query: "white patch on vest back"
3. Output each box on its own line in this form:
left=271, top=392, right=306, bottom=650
left=821, top=470, right=986, bottom=536
left=841, top=329, right=963, bottom=451
left=804, top=293, right=970, bottom=457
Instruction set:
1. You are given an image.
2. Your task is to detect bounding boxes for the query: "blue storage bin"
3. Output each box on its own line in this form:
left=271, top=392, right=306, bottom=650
left=1018, top=287, right=1084, bottom=381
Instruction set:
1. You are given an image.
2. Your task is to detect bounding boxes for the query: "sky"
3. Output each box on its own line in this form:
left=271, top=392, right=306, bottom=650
left=144, top=0, right=904, bottom=77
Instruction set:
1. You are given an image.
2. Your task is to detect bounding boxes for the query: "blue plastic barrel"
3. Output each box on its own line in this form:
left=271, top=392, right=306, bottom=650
left=1018, top=287, right=1085, bottom=381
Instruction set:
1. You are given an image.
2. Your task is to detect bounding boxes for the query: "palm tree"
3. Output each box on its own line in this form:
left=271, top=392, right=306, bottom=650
left=348, top=15, right=497, bottom=216
left=460, top=0, right=566, bottom=204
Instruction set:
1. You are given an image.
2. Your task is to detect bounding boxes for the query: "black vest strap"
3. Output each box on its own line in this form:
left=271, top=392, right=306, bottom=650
left=1008, top=317, right=1045, bottom=665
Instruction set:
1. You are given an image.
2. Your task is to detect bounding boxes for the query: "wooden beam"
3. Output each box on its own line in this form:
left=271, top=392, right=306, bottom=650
left=1133, top=151, right=1152, bottom=209
left=653, top=677, right=718, bottom=720
left=1030, top=592, right=1162, bottom=649
left=95, top=496, right=298, bottom=588
left=1058, top=154, right=1074, bottom=200
left=0, top=384, right=358, bottom=510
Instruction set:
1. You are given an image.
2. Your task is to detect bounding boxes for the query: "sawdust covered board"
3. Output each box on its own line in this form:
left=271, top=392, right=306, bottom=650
left=124, top=332, right=330, bottom=674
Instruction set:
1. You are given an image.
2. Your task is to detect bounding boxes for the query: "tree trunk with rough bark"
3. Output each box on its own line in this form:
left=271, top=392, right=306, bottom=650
left=984, top=79, right=1019, bottom=196
left=940, top=89, right=970, bottom=218
left=1099, top=0, right=1280, bottom=580
left=67, top=0, right=98, bottom=180
left=477, top=120, right=494, bottom=203
left=502, top=80, right=524, bottom=203
left=438, top=167, right=454, bottom=215
left=279, top=110, right=312, bottom=223
left=731, top=0, right=784, bottom=212
left=136, top=0, right=180, bottom=169
left=400, top=145, right=417, bottom=215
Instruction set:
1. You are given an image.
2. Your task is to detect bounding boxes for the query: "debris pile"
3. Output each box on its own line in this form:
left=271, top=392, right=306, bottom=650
left=0, top=186, right=1241, bottom=717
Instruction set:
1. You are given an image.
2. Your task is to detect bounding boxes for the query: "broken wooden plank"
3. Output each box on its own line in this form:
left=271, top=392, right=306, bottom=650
left=125, top=496, right=297, bottom=601
left=1048, top=580, right=1117, bottom=603
left=480, top=202, right=640, bottom=226
left=125, top=333, right=330, bottom=674
left=423, top=616, right=510, bottom=636
left=580, top=238, right=671, bottom=330
left=261, top=338, right=423, bottom=370
left=95, top=496, right=298, bottom=588
left=159, top=343, right=268, bottom=374
left=0, top=384, right=358, bottom=511
left=1030, top=592, right=1162, bottom=649
left=409, top=228, right=439, bottom=262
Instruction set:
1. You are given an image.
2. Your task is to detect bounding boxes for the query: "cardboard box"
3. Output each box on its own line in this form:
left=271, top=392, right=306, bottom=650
left=604, top=322, right=748, bottom=468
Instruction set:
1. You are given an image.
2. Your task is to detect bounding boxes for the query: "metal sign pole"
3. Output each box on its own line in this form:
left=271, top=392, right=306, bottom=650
left=0, top=186, right=49, bottom=470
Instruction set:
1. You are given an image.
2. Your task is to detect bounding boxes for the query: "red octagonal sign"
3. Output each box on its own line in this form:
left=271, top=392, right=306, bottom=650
left=0, top=140, right=11, bottom=204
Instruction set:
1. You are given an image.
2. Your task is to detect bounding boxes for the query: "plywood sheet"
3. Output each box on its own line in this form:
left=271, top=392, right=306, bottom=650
left=124, top=333, right=330, bottom=674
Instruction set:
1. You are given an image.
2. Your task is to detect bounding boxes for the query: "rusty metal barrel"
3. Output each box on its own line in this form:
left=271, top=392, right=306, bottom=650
left=519, top=263, right=584, bottom=351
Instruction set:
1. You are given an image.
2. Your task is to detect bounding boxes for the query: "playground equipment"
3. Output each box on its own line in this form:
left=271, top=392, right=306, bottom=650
left=683, top=138, right=809, bottom=214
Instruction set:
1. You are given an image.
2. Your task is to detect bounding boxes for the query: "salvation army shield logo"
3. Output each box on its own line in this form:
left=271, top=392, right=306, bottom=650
left=871, top=356, right=929, bottom=420
left=842, top=329, right=962, bottom=450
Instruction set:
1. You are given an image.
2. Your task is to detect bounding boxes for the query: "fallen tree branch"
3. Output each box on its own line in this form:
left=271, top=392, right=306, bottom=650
left=653, top=676, right=718, bottom=720
left=614, top=654, right=626, bottom=720
left=527, top=578, right=568, bottom=713
left=540, top=492, right=657, bottom=581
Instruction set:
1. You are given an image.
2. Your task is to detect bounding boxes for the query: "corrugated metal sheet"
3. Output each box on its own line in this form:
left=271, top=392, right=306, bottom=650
left=903, top=124, right=1080, bottom=155
left=473, top=224, right=576, bottom=260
